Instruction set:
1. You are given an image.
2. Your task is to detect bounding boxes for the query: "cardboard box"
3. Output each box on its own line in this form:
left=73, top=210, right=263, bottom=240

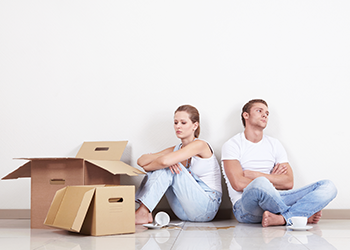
left=44, top=185, right=135, bottom=236
left=2, top=141, right=144, bottom=229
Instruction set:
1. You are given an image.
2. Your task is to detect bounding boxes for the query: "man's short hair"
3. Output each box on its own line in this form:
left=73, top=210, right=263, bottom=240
left=241, top=99, right=268, bottom=127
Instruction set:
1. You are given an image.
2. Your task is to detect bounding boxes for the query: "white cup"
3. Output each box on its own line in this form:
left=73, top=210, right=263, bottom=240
left=288, top=216, right=307, bottom=227
left=155, top=211, right=170, bottom=226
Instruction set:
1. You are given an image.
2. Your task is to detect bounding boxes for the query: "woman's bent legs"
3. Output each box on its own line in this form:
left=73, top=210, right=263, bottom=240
left=135, top=165, right=222, bottom=222
left=166, top=168, right=221, bottom=222
left=135, top=167, right=174, bottom=212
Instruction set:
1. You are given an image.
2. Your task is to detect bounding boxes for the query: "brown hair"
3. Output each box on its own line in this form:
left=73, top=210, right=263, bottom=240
left=175, top=105, right=200, bottom=138
left=241, top=99, right=268, bottom=127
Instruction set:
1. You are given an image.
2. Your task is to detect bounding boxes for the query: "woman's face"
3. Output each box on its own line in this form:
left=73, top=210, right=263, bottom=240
left=174, top=111, right=198, bottom=139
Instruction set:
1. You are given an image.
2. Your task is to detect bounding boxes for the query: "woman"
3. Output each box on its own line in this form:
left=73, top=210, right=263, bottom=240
left=135, top=105, right=222, bottom=224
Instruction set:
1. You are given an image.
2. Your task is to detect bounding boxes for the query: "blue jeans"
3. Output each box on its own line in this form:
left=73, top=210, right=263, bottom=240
left=233, top=177, right=337, bottom=225
left=135, top=164, right=222, bottom=222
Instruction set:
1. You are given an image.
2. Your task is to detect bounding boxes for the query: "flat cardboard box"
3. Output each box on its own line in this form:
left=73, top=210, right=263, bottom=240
left=2, top=141, right=144, bottom=228
left=44, top=185, right=135, bottom=236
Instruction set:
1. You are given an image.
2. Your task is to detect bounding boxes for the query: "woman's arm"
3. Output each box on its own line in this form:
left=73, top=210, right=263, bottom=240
left=137, top=147, right=175, bottom=167
left=142, top=140, right=211, bottom=172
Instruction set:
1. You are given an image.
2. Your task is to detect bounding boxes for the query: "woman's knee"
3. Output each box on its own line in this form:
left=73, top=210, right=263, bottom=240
left=146, top=167, right=173, bottom=178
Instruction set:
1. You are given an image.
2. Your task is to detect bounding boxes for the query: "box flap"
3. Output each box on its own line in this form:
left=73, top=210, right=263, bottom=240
left=76, top=141, right=127, bottom=161
left=1, top=161, right=31, bottom=180
left=2, top=158, right=81, bottom=180
left=44, top=187, right=68, bottom=226
left=16, top=157, right=79, bottom=161
left=44, top=186, right=96, bottom=232
left=86, top=160, right=145, bottom=176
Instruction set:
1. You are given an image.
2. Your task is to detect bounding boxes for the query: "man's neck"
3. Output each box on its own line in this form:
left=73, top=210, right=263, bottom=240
left=244, top=127, right=264, bottom=143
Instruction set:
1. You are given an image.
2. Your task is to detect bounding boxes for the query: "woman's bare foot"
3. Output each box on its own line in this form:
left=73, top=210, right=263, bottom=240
left=135, top=203, right=153, bottom=225
left=262, top=211, right=286, bottom=227
left=308, top=211, right=322, bottom=224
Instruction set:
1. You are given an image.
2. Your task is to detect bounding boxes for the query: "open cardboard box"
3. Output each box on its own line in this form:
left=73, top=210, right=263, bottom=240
left=2, top=141, right=144, bottom=228
left=44, top=185, right=135, bottom=236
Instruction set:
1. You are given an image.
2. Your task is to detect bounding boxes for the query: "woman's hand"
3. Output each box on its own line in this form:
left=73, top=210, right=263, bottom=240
left=169, top=163, right=182, bottom=174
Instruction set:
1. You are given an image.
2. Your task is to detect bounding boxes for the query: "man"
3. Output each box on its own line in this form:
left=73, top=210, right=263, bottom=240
left=222, top=99, right=337, bottom=227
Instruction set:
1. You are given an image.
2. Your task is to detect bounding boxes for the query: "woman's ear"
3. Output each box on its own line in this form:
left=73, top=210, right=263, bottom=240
left=193, top=122, right=199, bottom=131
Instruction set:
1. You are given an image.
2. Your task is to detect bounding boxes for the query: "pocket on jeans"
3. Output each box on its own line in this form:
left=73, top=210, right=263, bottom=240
left=194, top=210, right=217, bottom=222
left=233, top=200, right=241, bottom=213
left=208, top=195, right=221, bottom=214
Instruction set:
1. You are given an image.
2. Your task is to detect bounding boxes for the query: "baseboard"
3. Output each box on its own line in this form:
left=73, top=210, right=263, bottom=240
left=322, top=209, right=350, bottom=219
left=0, top=208, right=349, bottom=220
left=0, top=209, right=31, bottom=219
left=153, top=208, right=350, bottom=220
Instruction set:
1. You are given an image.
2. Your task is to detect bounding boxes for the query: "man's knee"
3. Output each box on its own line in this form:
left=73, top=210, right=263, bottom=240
left=244, top=176, right=275, bottom=193
left=320, top=179, right=337, bottom=200
left=249, top=176, right=272, bottom=188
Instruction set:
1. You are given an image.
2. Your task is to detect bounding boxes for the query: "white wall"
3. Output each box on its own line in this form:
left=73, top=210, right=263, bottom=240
left=1, top=1, right=349, bottom=210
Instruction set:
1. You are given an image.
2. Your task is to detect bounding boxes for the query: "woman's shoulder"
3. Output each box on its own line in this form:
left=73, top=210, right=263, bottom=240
left=192, top=139, right=210, bottom=147
left=192, top=139, right=214, bottom=156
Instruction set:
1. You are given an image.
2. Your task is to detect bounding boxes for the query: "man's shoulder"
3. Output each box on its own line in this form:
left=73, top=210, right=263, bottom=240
left=222, top=132, right=243, bottom=159
left=263, top=134, right=284, bottom=147
left=224, top=132, right=243, bottom=145
left=263, top=134, right=277, bottom=141
left=222, top=132, right=244, bottom=152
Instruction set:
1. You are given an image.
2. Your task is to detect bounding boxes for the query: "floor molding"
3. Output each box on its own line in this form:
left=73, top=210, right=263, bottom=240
left=1, top=209, right=349, bottom=220
left=321, top=209, right=350, bottom=219
left=154, top=208, right=350, bottom=220
left=0, top=209, right=31, bottom=219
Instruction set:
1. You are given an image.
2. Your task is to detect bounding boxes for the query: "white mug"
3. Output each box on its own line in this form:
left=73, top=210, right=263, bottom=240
left=288, top=216, right=307, bottom=227
left=155, top=211, right=170, bottom=226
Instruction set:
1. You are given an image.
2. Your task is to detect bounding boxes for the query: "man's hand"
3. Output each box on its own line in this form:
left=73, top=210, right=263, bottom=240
left=271, top=163, right=288, bottom=175
left=243, top=163, right=289, bottom=179
left=243, top=162, right=293, bottom=190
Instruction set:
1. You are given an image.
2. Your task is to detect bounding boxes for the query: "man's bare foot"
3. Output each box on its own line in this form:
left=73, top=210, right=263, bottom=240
left=262, top=211, right=286, bottom=227
left=135, top=203, right=153, bottom=225
left=308, top=211, right=322, bottom=224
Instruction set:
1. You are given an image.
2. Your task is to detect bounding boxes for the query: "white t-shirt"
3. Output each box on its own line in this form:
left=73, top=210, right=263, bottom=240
left=221, top=132, right=288, bottom=206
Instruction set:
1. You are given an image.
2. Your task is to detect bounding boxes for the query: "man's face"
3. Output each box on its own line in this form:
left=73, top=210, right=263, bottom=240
left=244, top=103, right=269, bottom=129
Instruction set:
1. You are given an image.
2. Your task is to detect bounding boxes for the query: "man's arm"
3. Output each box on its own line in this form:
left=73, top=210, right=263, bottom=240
left=243, top=162, right=294, bottom=190
left=223, top=160, right=253, bottom=192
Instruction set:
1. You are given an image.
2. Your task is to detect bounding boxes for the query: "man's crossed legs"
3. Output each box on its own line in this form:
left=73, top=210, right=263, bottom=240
left=232, top=177, right=337, bottom=227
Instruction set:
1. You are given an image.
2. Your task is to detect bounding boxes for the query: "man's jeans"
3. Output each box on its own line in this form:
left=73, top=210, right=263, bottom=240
left=135, top=164, right=222, bottom=222
left=233, top=177, right=337, bottom=225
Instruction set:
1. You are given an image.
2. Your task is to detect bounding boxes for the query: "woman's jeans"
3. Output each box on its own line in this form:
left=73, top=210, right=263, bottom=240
left=233, top=177, right=337, bottom=225
left=135, top=164, right=222, bottom=222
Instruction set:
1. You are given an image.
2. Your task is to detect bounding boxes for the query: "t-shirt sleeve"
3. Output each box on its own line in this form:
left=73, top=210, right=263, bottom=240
left=274, top=139, right=289, bottom=164
left=221, top=138, right=240, bottom=161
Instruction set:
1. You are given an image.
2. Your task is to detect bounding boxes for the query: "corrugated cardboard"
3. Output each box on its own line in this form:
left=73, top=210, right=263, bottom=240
left=2, top=141, right=144, bottom=228
left=44, top=185, right=135, bottom=236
